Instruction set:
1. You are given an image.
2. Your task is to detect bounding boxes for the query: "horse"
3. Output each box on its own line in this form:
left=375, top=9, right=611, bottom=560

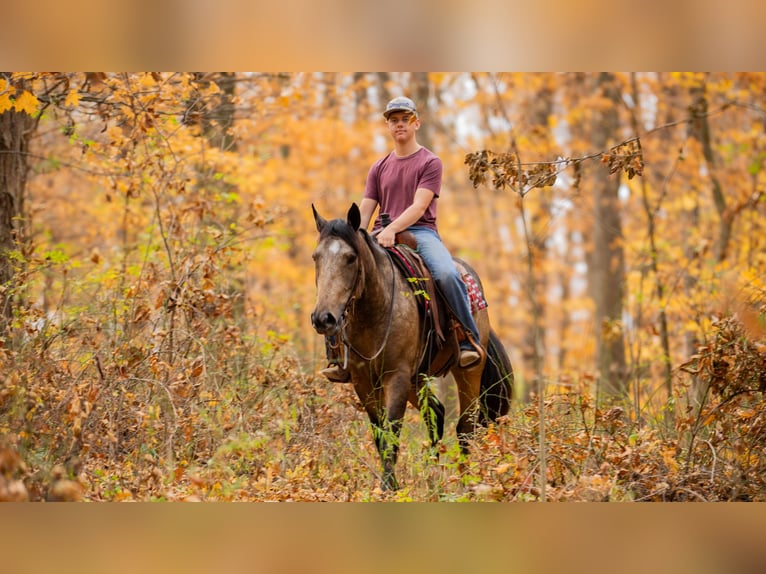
left=310, top=203, right=513, bottom=490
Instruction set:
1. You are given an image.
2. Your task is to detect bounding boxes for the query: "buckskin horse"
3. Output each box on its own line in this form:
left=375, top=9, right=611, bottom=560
left=310, top=203, right=513, bottom=490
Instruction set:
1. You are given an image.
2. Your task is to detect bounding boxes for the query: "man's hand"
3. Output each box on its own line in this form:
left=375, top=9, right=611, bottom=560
left=375, top=226, right=396, bottom=248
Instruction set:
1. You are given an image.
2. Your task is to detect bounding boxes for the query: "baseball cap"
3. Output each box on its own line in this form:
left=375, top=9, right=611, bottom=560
left=383, top=96, right=418, bottom=119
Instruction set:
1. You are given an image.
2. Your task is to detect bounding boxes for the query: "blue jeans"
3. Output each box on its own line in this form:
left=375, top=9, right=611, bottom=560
left=409, top=227, right=480, bottom=348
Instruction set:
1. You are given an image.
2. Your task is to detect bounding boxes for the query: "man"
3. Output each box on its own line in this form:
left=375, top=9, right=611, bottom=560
left=320, top=96, right=482, bottom=382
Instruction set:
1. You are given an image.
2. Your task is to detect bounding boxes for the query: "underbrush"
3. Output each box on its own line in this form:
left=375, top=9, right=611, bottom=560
left=1, top=300, right=764, bottom=502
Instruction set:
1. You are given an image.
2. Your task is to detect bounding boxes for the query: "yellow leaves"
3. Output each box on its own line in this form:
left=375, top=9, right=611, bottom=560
left=0, top=79, right=38, bottom=115
left=679, top=193, right=698, bottom=212
left=661, top=447, right=679, bottom=474
left=64, top=89, right=81, bottom=108
left=0, top=78, right=14, bottom=113
left=12, top=90, right=38, bottom=115
left=741, top=267, right=764, bottom=292
left=138, top=72, right=158, bottom=88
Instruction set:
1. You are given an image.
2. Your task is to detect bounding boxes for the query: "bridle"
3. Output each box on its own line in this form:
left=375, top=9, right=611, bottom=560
left=333, top=235, right=397, bottom=364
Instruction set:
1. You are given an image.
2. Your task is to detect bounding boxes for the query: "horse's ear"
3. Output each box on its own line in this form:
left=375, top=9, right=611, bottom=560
left=347, top=203, right=361, bottom=232
left=312, top=204, right=327, bottom=233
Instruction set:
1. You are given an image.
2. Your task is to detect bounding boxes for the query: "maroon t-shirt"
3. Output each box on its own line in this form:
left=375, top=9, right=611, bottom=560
left=364, top=147, right=442, bottom=232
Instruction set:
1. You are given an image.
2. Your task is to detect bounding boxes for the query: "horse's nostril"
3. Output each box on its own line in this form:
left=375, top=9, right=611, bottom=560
left=311, top=310, right=337, bottom=332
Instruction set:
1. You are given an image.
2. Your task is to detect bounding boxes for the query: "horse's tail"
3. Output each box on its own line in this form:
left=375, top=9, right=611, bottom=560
left=479, top=329, right=513, bottom=424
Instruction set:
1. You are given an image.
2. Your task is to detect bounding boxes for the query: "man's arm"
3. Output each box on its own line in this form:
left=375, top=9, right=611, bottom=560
left=359, top=197, right=378, bottom=230
left=376, top=188, right=434, bottom=248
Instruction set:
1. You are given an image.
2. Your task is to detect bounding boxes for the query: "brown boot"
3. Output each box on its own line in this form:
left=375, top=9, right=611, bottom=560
left=453, top=321, right=484, bottom=368
left=321, top=335, right=350, bottom=382
left=458, top=348, right=481, bottom=368
left=320, top=364, right=351, bottom=383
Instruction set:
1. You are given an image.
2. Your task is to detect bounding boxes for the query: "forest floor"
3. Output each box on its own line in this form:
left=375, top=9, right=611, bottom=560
left=3, top=352, right=763, bottom=502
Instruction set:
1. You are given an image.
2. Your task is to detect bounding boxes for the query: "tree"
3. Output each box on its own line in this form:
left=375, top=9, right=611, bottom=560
left=587, top=73, right=628, bottom=397
left=0, top=73, right=38, bottom=336
left=410, top=72, right=434, bottom=150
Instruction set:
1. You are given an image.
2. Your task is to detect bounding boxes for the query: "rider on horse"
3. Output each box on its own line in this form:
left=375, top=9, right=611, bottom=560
left=320, top=96, right=483, bottom=382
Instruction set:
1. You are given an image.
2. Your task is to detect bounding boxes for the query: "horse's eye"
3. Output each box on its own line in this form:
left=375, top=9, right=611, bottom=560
left=345, top=253, right=357, bottom=265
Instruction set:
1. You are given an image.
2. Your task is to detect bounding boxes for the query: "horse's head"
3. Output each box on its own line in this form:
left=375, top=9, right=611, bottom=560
left=310, top=203, right=363, bottom=336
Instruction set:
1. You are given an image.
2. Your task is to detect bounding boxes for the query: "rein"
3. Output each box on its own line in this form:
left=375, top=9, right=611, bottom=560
left=340, top=245, right=397, bottom=363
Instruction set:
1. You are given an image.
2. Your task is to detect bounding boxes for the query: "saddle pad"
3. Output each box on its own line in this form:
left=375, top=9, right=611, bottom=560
left=462, top=272, right=488, bottom=314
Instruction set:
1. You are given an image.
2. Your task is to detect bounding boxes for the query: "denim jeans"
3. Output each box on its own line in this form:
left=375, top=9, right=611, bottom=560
left=409, top=226, right=480, bottom=347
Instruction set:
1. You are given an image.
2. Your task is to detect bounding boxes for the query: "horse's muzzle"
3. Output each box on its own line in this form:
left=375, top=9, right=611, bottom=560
left=311, top=309, right=340, bottom=336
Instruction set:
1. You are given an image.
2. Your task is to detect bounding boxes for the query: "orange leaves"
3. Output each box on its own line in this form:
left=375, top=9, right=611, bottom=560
left=465, top=138, right=643, bottom=201
left=464, top=149, right=558, bottom=193
left=5, top=72, right=766, bottom=503
left=600, top=137, right=644, bottom=179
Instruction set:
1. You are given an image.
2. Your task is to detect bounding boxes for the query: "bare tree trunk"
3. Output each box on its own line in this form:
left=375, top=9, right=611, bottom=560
left=557, top=230, right=574, bottom=372
left=520, top=76, right=554, bottom=400
left=410, top=72, right=434, bottom=150
left=688, top=76, right=731, bottom=263
left=0, top=73, right=35, bottom=336
left=192, top=72, right=237, bottom=153
left=588, top=73, right=628, bottom=397
left=376, top=73, right=391, bottom=112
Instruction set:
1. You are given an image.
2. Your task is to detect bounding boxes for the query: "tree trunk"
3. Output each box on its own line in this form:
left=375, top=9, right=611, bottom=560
left=410, top=72, right=434, bottom=150
left=376, top=73, right=391, bottom=112
left=588, top=73, right=628, bottom=397
left=688, top=76, right=731, bottom=263
left=0, top=74, right=35, bottom=335
left=520, top=76, right=554, bottom=400
left=193, top=72, right=237, bottom=153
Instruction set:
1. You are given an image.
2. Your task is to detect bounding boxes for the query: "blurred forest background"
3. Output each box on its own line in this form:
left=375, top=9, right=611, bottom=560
left=0, top=72, right=764, bottom=501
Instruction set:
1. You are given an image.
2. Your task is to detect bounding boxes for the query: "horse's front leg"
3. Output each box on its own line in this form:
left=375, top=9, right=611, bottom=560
left=371, top=417, right=403, bottom=491
left=366, top=370, right=409, bottom=491
left=411, top=376, right=445, bottom=459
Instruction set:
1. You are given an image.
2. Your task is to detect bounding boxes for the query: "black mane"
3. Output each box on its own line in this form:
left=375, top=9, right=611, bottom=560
left=321, top=218, right=359, bottom=251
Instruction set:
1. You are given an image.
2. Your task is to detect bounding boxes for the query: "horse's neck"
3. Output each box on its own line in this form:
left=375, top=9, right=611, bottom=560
left=354, top=242, right=395, bottom=325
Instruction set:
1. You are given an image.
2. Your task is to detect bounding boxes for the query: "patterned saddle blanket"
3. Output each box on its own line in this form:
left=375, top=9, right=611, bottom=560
left=386, top=244, right=488, bottom=344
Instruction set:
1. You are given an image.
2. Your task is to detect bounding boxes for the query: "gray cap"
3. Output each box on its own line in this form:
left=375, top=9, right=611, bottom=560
left=383, top=96, right=418, bottom=119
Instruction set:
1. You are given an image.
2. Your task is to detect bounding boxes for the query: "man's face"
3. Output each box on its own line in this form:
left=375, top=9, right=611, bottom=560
left=386, top=111, right=419, bottom=142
